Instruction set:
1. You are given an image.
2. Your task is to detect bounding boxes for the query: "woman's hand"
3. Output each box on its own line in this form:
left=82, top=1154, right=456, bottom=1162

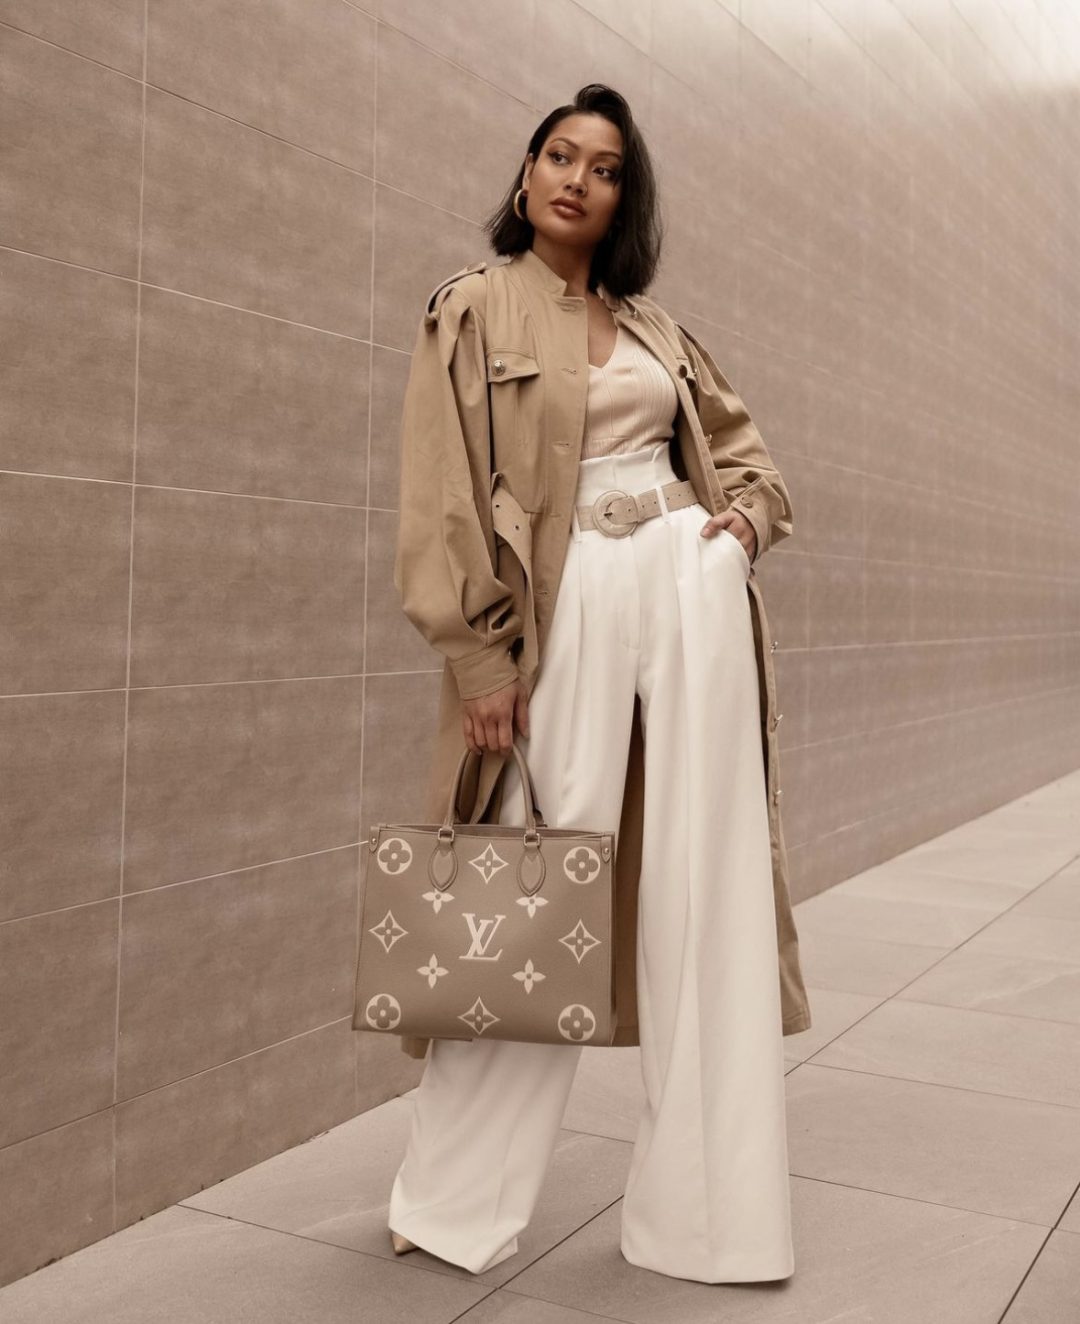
left=463, top=678, right=530, bottom=757
left=700, top=509, right=757, bottom=564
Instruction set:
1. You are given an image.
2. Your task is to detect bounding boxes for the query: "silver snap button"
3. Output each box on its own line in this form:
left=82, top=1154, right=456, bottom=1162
left=492, top=358, right=506, bottom=376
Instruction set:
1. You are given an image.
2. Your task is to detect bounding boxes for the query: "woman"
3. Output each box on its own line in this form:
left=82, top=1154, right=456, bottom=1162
left=378, top=84, right=809, bottom=1283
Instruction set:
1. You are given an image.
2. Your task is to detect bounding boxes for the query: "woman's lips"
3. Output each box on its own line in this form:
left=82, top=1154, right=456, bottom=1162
left=551, top=200, right=585, bottom=218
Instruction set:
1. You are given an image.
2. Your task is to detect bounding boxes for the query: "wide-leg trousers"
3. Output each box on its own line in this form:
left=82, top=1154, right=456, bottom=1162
left=388, top=441, right=794, bottom=1283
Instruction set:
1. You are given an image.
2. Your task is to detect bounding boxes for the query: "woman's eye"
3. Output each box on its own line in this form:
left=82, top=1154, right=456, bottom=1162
left=549, top=151, right=616, bottom=181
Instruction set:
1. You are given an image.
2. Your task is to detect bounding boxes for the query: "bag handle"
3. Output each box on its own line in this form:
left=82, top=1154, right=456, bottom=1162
left=442, top=739, right=546, bottom=835
left=430, top=740, right=549, bottom=897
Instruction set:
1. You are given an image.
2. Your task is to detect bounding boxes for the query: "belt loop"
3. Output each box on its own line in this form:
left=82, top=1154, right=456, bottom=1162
left=570, top=499, right=583, bottom=542
left=654, top=480, right=671, bottom=523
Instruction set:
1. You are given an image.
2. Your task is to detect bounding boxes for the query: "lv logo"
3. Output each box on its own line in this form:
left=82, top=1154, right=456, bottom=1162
left=461, top=913, right=507, bottom=961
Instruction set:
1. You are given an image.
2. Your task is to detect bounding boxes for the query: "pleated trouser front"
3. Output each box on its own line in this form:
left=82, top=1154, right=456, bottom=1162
left=388, top=441, right=794, bottom=1283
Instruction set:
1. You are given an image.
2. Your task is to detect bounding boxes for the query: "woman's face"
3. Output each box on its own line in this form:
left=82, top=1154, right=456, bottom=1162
left=521, top=113, right=624, bottom=251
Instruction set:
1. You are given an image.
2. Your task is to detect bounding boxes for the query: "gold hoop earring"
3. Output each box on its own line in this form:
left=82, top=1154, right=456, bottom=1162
left=513, top=187, right=530, bottom=221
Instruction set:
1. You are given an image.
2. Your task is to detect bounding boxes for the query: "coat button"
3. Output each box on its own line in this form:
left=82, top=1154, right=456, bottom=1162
left=770, top=639, right=778, bottom=652
left=491, top=359, right=506, bottom=376
left=771, top=712, right=784, bottom=730
left=740, top=495, right=754, bottom=507
left=773, top=788, right=783, bottom=804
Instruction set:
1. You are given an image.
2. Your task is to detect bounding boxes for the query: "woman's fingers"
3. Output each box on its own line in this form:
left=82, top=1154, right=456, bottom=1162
left=485, top=713, right=513, bottom=756
left=462, top=682, right=522, bottom=755
left=702, top=512, right=757, bottom=562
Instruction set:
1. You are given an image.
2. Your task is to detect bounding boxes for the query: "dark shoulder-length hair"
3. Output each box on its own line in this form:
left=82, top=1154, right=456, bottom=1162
left=481, top=83, right=663, bottom=300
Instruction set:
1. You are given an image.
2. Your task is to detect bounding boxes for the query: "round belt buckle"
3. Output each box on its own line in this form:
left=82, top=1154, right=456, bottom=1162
left=591, top=488, right=636, bottom=537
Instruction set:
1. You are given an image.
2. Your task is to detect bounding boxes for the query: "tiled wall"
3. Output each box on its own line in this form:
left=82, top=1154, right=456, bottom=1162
left=1, top=0, right=1078, bottom=1288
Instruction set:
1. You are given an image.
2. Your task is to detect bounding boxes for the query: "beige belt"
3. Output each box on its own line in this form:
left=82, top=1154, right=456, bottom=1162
left=575, top=479, right=698, bottom=538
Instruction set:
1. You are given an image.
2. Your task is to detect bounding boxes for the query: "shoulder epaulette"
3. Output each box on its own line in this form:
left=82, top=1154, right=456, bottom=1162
left=424, top=261, right=489, bottom=316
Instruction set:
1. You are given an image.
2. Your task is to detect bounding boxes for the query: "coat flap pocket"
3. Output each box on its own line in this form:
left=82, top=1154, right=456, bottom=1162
left=487, top=348, right=540, bottom=382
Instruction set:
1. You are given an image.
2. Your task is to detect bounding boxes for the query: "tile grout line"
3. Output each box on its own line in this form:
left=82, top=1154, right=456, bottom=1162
left=995, top=1225, right=1059, bottom=1324
left=109, top=0, right=150, bottom=1244
left=351, top=0, right=381, bottom=1123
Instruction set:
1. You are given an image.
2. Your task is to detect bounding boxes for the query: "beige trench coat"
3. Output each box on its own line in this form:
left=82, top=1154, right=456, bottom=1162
left=387, top=245, right=812, bottom=1060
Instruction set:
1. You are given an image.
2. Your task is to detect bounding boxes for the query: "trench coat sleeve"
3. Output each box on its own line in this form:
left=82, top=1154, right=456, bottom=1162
left=394, top=284, right=523, bottom=701
left=674, top=322, right=794, bottom=565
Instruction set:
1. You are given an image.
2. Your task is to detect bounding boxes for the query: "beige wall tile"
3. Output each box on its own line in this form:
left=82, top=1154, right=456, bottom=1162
left=122, top=677, right=363, bottom=891
left=0, top=252, right=138, bottom=481
left=372, top=184, right=487, bottom=353
left=0, top=901, right=118, bottom=1149
left=0, top=692, right=125, bottom=923
left=141, top=87, right=372, bottom=335
left=532, top=0, right=652, bottom=118
left=129, top=487, right=365, bottom=685
left=136, top=287, right=370, bottom=503
left=116, top=849, right=357, bottom=1098
left=0, top=1111, right=114, bottom=1287
left=147, top=0, right=375, bottom=174
left=361, top=671, right=443, bottom=829
left=0, top=0, right=143, bottom=73
left=375, top=25, right=536, bottom=223
left=0, top=474, right=132, bottom=694
left=367, top=343, right=410, bottom=510
left=653, top=0, right=737, bottom=106
left=0, top=27, right=142, bottom=273
left=380, top=0, right=535, bottom=100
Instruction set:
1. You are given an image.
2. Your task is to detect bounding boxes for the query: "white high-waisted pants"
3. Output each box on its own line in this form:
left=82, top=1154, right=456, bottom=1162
left=388, top=442, right=794, bottom=1283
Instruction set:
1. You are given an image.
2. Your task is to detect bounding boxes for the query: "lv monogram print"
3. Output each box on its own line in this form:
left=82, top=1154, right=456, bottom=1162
left=353, top=827, right=616, bottom=1045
